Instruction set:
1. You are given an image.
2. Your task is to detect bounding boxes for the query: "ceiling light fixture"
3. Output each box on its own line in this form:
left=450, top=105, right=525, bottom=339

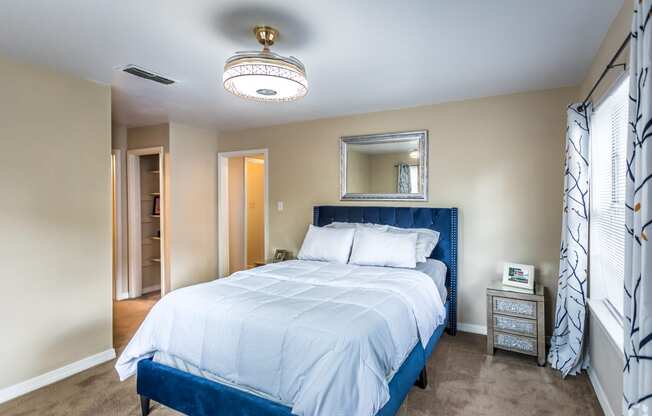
left=223, top=26, right=308, bottom=102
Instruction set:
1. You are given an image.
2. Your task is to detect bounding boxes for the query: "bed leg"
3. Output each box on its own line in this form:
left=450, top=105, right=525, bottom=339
left=415, top=367, right=428, bottom=389
left=140, top=395, right=150, bottom=416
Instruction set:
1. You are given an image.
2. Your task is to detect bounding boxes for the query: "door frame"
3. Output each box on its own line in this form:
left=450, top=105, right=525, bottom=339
left=217, top=149, right=269, bottom=277
left=112, top=149, right=129, bottom=300
left=126, top=146, right=166, bottom=297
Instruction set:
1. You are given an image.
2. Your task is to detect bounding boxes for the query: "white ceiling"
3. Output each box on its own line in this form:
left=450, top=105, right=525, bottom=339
left=0, top=1, right=623, bottom=131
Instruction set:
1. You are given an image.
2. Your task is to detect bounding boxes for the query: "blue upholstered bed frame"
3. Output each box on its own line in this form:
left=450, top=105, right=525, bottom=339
left=137, top=206, right=458, bottom=416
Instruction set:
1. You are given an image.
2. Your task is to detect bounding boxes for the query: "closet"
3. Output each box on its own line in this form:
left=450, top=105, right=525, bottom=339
left=140, top=155, right=161, bottom=292
left=127, top=147, right=165, bottom=298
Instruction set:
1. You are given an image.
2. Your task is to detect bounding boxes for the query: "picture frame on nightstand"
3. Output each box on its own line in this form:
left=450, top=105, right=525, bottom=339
left=502, top=262, right=535, bottom=291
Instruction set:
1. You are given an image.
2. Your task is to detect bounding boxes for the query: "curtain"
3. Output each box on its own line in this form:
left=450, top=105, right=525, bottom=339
left=623, top=1, right=652, bottom=413
left=548, top=103, right=591, bottom=377
left=397, top=163, right=411, bottom=193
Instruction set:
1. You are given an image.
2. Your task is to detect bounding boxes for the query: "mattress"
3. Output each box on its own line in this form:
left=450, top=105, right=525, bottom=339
left=116, top=260, right=446, bottom=416
left=151, top=298, right=449, bottom=409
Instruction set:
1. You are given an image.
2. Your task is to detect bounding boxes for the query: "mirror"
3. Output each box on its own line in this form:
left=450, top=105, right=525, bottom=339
left=340, top=130, right=428, bottom=200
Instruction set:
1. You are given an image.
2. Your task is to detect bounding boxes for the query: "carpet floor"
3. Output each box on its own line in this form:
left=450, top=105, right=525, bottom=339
left=0, top=298, right=603, bottom=415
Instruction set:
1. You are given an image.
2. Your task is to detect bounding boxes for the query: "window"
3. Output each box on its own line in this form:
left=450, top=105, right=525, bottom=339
left=409, top=165, right=419, bottom=193
left=589, top=76, right=628, bottom=317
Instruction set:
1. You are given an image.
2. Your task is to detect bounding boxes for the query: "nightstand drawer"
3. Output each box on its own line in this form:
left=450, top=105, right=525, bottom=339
left=494, top=332, right=537, bottom=356
left=494, top=315, right=537, bottom=337
left=493, top=297, right=537, bottom=319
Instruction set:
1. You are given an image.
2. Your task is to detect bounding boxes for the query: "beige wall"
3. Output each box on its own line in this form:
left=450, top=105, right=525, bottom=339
left=228, top=157, right=245, bottom=273
left=346, top=150, right=371, bottom=193
left=219, top=86, right=577, bottom=332
left=579, top=2, right=631, bottom=102
left=246, top=159, right=265, bottom=266
left=128, top=124, right=170, bottom=150
left=168, top=123, right=219, bottom=290
left=0, top=56, right=112, bottom=388
left=582, top=1, right=632, bottom=414
left=115, top=123, right=219, bottom=294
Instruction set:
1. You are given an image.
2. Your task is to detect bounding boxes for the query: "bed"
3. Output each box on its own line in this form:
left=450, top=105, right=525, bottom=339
left=120, top=206, right=458, bottom=416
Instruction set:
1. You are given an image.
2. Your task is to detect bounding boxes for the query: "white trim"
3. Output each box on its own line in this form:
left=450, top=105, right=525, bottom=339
left=0, top=349, right=116, bottom=404
left=111, top=149, right=128, bottom=301
left=127, top=146, right=166, bottom=298
left=587, top=366, right=616, bottom=416
left=127, top=146, right=163, bottom=157
left=217, top=149, right=269, bottom=278
left=588, top=298, right=624, bottom=354
left=157, top=149, right=167, bottom=295
left=126, top=152, right=142, bottom=298
left=115, top=291, right=130, bottom=301
left=458, top=322, right=487, bottom=335
left=142, top=284, right=161, bottom=294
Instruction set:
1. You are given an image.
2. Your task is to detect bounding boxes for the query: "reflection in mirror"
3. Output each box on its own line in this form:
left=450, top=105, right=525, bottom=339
left=340, top=130, right=427, bottom=200
left=346, top=140, right=420, bottom=194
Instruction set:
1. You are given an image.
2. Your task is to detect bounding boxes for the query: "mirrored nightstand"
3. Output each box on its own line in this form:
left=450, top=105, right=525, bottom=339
left=486, top=281, right=546, bottom=366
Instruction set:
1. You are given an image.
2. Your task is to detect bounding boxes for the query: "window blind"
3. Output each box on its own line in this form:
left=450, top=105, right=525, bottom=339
left=589, top=76, right=628, bottom=315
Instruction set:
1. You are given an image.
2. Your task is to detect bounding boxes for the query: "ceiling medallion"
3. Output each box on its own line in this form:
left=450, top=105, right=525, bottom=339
left=223, top=26, right=308, bottom=102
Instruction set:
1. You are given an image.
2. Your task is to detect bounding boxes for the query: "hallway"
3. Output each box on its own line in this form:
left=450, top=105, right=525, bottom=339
left=113, top=292, right=160, bottom=351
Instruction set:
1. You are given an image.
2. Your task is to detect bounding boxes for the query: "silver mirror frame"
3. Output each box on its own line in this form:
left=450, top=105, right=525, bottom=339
left=340, top=130, right=428, bottom=201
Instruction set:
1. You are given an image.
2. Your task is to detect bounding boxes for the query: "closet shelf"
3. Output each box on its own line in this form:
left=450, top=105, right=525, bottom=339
left=151, top=215, right=160, bottom=218
left=151, top=236, right=161, bottom=240
left=150, top=192, right=160, bottom=196
left=150, top=170, right=160, bottom=174
left=152, top=258, right=161, bottom=263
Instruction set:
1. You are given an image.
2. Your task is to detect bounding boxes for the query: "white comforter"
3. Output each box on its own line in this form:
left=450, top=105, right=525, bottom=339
left=115, top=260, right=446, bottom=416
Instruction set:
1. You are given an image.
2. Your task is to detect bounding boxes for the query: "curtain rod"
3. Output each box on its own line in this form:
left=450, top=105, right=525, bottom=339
left=578, top=33, right=631, bottom=112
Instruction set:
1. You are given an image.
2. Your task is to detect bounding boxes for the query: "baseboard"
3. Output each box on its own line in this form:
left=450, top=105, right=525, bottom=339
left=142, top=285, right=161, bottom=294
left=0, top=348, right=116, bottom=404
left=587, top=367, right=616, bottom=416
left=115, top=291, right=130, bottom=301
left=458, top=322, right=487, bottom=335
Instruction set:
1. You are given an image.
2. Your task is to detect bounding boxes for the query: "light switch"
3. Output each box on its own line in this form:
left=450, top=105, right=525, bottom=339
left=277, top=201, right=284, bottom=211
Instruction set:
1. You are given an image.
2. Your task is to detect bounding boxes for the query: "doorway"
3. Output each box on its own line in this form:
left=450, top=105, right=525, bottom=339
left=218, top=149, right=269, bottom=277
left=111, top=146, right=166, bottom=349
left=126, top=147, right=166, bottom=297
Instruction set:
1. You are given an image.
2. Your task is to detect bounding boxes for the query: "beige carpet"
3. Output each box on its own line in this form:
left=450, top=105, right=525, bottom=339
left=0, top=330, right=602, bottom=416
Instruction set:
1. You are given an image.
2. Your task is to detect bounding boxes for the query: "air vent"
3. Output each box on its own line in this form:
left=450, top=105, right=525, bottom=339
left=122, top=65, right=175, bottom=85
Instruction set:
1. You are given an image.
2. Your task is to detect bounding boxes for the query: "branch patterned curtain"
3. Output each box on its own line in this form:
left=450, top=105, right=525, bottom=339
left=623, top=1, right=652, bottom=413
left=397, top=163, right=411, bottom=193
left=548, top=103, right=591, bottom=377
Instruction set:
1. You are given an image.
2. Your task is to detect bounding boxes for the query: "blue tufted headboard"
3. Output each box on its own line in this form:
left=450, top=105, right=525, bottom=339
left=313, top=205, right=458, bottom=335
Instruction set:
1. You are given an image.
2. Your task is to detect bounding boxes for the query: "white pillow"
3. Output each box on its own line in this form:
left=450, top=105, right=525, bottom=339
left=349, top=228, right=418, bottom=268
left=386, top=226, right=440, bottom=263
left=297, top=225, right=355, bottom=264
left=325, top=221, right=389, bottom=232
